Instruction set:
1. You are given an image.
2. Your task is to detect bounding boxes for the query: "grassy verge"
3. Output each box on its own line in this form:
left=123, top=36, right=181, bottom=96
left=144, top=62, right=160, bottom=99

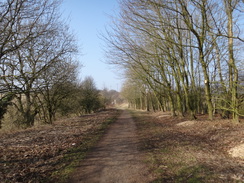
left=48, top=110, right=121, bottom=183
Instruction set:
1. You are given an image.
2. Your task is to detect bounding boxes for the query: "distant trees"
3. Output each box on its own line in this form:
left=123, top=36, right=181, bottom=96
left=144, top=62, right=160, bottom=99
left=78, top=76, right=102, bottom=114
left=100, top=88, right=122, bottom=107
left=54, top=77, right=122, bottom=117
left=64, top=77, right=122, bottom=115
left=105, top=0, right=244, bottom=122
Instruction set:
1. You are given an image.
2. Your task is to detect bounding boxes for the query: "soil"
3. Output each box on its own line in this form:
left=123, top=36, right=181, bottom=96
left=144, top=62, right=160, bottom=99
left=69, top=110, right=153, bottom=183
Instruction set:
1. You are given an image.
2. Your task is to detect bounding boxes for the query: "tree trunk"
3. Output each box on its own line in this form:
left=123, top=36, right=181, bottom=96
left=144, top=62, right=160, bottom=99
left=201, top=61, right=214, bottom=120
left=225, top=0, right=239, bottom=122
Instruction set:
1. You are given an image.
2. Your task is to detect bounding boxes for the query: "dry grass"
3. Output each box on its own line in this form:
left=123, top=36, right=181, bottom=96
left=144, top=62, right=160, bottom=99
left=132, top=110, right=244, bottom=182
left=0, top=109, right=121, bottom=183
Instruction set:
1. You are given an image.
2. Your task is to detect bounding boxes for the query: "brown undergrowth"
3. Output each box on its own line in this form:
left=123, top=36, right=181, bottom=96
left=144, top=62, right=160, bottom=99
left=0, top=109, right=121, bottom=183
left=132, top=110, right=244, bottom=183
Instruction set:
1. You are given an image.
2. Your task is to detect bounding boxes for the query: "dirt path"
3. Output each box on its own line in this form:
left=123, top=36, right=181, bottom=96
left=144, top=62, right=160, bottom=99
left=69, top=110, right=153, bottom=183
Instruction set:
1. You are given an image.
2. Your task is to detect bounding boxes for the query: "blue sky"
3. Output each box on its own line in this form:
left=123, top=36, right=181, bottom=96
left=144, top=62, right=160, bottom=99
left=61, top=0, right=122, bottom=91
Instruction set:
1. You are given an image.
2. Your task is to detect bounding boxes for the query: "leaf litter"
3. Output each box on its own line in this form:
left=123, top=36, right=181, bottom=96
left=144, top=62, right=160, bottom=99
left=134, top=111, right=244, bottom=182
left=0, top=109, right=119, bottom=183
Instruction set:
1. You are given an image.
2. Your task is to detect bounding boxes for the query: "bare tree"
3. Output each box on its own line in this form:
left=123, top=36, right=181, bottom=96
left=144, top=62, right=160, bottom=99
left=0, top=0, right=62, bottom=125
left=0, top=0, right=61, bottom=60
left=223, top=0, right=240, bottom=122
left=0, top=0, right=79, bottom=127
left=104, top=0, right=244, bottom=121
left=39, top=58, right=79, bottom=124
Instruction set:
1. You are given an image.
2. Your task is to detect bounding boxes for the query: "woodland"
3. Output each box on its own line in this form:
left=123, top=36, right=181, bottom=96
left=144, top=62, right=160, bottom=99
left=0, top=0, right=243, bottom=129
left=0, top=0, right=123, bottom=130
left=0, top=0, right=244, bottom=182
left=105, top=0, right=244, bottom=122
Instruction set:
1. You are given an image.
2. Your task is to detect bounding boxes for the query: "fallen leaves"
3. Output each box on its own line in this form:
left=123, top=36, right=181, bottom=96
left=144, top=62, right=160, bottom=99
left=134, top=111, right=244, bottom=182
left=0, top=109, right=119, bottom=182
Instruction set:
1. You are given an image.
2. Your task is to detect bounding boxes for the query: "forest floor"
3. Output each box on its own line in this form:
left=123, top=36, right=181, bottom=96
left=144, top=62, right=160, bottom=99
left=133, top=110, right=244, bottom=182
left=1, top=108, right=244, bottom=183
left=0, top=108, right=121, bottom=183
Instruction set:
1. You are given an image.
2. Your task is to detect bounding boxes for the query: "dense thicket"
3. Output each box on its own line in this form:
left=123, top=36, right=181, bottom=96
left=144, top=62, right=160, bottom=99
left=105, top=0, right=244, bottom=122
